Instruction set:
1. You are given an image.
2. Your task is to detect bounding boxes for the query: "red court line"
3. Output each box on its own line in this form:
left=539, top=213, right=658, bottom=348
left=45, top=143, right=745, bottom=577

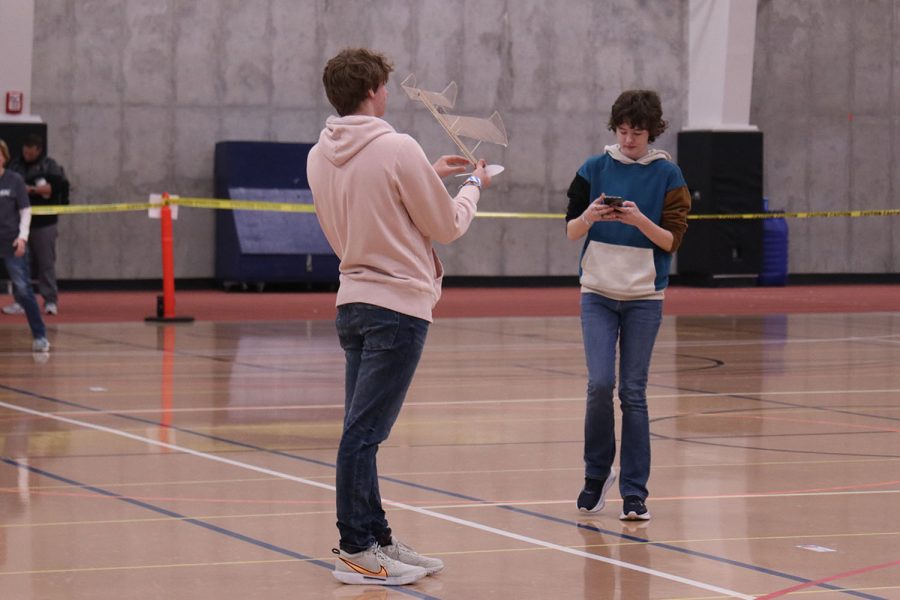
left=756, top=559, right=900, bottom=599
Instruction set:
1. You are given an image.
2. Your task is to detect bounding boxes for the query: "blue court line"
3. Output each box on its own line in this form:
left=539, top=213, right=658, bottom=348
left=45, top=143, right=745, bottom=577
left=0, top=456, right=440, bottom=600
left=0, top=383, right=886, bottom=599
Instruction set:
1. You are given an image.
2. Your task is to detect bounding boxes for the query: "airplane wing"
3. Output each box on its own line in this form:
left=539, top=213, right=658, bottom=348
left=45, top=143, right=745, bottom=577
left=442, top=111, right=508, bottom=146
left=400, top=74, right=457, bottom=109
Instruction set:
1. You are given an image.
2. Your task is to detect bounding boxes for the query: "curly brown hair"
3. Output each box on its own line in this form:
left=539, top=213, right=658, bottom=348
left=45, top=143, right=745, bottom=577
left=322, top=48, right=394, bottom=116
left=607, top=90, right=668, bottom=142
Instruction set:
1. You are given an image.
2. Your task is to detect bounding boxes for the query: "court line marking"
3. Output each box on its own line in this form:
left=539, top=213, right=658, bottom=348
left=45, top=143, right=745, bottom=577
left=3, top=385, right=889, bottom=599
left=703, top=413, right=900, bottom=434
left=756, top=559, right=900, bottom=599
left=0, top=557, right=301, bottom=577
left=35, top=387, right=900, bottom=417
left=0, top=459, right=438, bottom=600
left=5, top=503, right=897, bottom=550
left=425, top=487, right=900, bottom=509
left=5, top=454, right=898, bottom=495
left=5, top=482, right=898, bottom=511
left=0, top=399, right=752, bottom=600
left=20, top=327, right=900, bottom=360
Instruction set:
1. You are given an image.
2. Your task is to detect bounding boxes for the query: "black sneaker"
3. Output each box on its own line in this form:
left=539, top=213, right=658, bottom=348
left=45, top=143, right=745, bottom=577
left=576, top=468, right=616, bottom=512
left=620, top=495, right=651, bottom=521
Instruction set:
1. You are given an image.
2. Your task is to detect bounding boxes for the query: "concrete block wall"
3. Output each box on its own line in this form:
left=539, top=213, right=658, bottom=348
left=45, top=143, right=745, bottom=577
left=752, top=0, right=899, bottom=274
left=28, top=0, right=899, bottom=281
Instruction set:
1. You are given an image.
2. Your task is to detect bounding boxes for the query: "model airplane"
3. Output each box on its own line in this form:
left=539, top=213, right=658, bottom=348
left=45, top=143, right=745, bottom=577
left=401, top=74, right=507, bottom=177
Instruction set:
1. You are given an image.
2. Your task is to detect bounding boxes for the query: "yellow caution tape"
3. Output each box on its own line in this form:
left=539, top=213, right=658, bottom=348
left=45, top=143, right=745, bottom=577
left=477, top=211, right=563, bottom=219
left=688, top=209, right=900, bottom=220
left=172, top=197, right=317, bottom=213
left=30, top=203, right=156, bottom=215
left=26, top=198, right=900, bottom=220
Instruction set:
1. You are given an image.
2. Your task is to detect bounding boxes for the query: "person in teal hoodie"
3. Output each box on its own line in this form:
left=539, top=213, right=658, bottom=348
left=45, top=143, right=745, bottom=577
left=565, top=90, right=690, bottom=521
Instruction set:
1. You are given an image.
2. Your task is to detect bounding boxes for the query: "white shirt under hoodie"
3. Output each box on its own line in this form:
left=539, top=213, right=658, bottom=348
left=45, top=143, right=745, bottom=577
left=307, top=115, right=480, bottom=322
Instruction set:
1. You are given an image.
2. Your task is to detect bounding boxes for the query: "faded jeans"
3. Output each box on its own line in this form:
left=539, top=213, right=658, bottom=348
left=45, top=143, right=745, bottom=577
left=334, top=303, right=429, bottom=553
left=3, top=252, right=46, bottom=339
left=580, top=292, right=661, bottom=500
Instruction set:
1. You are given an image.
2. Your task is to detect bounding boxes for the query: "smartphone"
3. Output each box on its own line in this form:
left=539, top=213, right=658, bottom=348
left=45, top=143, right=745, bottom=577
left=603, top=196, right=624, bottom=208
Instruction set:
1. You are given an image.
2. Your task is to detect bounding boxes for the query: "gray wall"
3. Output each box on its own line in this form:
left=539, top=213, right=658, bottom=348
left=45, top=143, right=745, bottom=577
left=752, top=0, right=900, bottom=275
left=29, top=0, right=899, bottom=281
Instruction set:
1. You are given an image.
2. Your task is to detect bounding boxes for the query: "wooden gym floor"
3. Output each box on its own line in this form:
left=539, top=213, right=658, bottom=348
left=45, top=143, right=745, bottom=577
left=0, top=285, right=898, bottom=599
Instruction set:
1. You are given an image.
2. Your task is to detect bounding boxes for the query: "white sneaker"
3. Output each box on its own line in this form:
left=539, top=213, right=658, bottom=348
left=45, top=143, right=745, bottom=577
left=32, top=337, right=50, bottom=352
left=2, top=303, right=24, bottom=315
left=45, top=302, right=58, bottom=315
left=332, top=544, right=426, bottom=586
left=381, top=536, right=444, bottom=575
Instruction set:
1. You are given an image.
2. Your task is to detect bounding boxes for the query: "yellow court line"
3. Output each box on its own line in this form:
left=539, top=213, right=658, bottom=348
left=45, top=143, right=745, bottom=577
left=8, top=457, right=895, bottom=496
left=424, top=488, right=900, bottom=511
left=0, top=509, right=334, bottom=530
left=0, top=557, right=304, bottom=577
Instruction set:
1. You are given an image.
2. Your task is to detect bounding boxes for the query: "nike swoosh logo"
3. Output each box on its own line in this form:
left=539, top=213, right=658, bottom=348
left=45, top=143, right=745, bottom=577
left=340, top=557, right=388, bottom=578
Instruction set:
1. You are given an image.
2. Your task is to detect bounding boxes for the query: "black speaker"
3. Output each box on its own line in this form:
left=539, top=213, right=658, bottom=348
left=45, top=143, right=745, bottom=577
left=676, top=130, right=764, bottom=279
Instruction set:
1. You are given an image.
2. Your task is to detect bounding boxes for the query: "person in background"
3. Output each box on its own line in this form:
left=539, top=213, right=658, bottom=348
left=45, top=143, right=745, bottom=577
left=4, top=133, right=68, bottom=316
left=307, top=47, right=491, bottom=586
left=565, top=90, right=690, bottom=521
left=0, top=139, right=50, bottom=352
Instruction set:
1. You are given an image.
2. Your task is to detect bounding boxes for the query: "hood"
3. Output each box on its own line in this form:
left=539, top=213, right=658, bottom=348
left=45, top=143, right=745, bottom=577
left=316, top=115, right=396, bottom=167
left=604, top=144, right=671, bottom=165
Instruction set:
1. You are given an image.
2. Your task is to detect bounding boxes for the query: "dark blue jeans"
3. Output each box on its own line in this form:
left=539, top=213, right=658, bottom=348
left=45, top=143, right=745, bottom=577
left=580, top=292, right=662, bottom=500
left=335, top=303, right=429, bottom=553
left=3, top=252, right=46, bottom=339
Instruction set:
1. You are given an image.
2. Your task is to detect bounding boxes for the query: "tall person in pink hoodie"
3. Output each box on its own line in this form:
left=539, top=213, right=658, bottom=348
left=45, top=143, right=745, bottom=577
left=307, top=48, right=492, bottom=587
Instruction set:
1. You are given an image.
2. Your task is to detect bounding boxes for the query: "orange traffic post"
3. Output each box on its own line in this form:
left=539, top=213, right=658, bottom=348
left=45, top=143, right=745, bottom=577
left=146, top=193, right=194, bottom=323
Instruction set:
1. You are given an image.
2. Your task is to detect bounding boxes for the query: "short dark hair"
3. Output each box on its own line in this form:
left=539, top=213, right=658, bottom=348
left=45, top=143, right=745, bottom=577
left=607, top=90, right=668, bottom=142
left=23, top=133, right=45, bottom=150
left=322, top=48, right=394, bottom=116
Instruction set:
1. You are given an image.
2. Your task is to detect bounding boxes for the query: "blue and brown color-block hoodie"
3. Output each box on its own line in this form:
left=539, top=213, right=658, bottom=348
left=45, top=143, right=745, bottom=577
left=565, top=145, right=691, bottom=300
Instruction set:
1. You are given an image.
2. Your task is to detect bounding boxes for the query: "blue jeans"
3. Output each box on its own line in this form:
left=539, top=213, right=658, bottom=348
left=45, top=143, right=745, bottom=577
left=334, top=303, right=429, bottom=553
left=580, top=292, right=662, bottom=500
left=3, top=252, right=46, bottom=339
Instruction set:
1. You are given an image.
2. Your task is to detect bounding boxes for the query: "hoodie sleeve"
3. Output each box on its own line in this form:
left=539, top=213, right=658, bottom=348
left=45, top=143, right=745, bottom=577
left=392, top=136, right=479, bottom=245
left=661, top=185, right=691, bottom=252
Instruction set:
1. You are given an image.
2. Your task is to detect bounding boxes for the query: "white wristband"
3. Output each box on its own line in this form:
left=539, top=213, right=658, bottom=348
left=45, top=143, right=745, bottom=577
left=581, top=213, right=591, bottom=226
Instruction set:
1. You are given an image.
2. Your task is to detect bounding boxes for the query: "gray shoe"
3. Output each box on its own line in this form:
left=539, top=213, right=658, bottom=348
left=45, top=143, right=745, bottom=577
left=3, top=303, right=24, bottom=315
left=381, top=536, right=444, bottom=575
left=45, top=302, right=58, bottom=315
left=32, top=337, right=50, bottom=352
left=332, top=544, right=426, bottom=586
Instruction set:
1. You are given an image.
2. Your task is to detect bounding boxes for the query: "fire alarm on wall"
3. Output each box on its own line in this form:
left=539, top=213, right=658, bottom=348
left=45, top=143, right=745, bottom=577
left=5, top=91, right=23, bottom=114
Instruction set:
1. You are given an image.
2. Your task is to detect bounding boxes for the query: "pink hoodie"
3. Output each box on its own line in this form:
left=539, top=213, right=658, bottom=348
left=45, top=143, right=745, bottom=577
left=307, top=115, right=480, bottom=322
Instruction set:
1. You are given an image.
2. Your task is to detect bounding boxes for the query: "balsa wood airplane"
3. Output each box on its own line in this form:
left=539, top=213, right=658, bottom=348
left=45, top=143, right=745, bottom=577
left=401, top=74, right=507, bottom=176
